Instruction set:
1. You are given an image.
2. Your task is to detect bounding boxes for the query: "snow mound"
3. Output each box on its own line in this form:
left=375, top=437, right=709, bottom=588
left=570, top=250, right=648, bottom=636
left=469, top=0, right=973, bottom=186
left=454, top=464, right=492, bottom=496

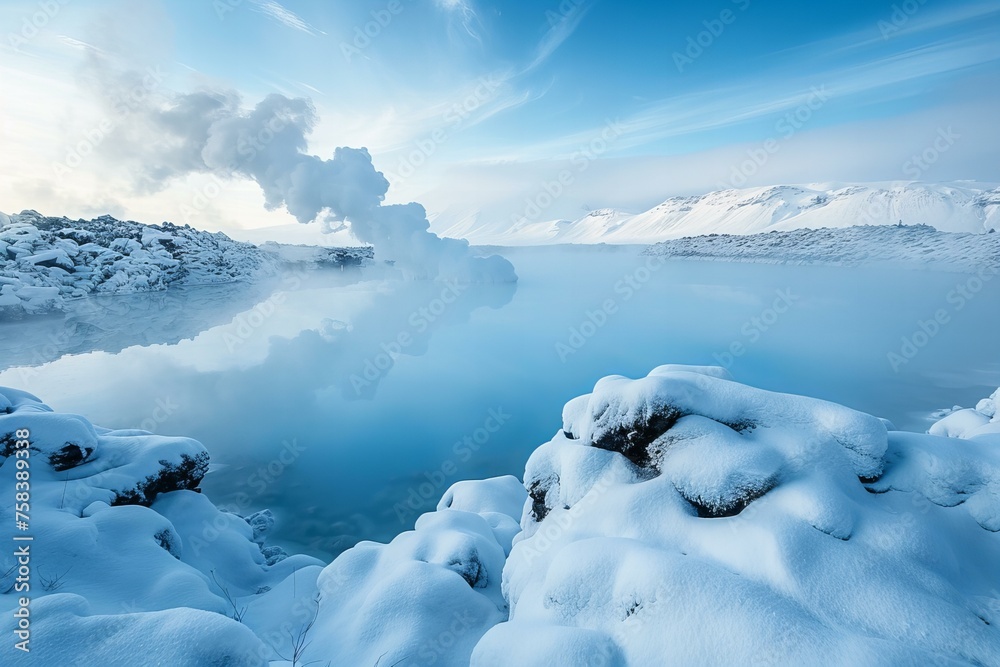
left=928, top=386, right=1000, bottom=441
left=3, top=371, right=999, bottom=664
left=302, top=475, right=526, bottom=666
left=1, top=594, right=269, bottom=666
left=0, top=386, right=321, bottom=663
left=475, top=366, right=1000, bottom=666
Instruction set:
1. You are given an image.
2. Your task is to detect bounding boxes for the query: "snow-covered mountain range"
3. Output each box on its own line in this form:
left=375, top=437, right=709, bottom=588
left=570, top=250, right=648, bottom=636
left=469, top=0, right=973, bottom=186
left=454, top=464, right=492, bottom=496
left=2, top=367, right=998, bottom=665
left=0, top=211, right=371, bottom=318
left=434, top=182, right=1000, bottom=245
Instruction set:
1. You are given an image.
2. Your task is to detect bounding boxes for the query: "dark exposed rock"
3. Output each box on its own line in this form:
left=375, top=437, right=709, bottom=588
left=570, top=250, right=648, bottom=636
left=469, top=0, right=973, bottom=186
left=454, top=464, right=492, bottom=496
left=591, top=406, right=682, bottom=468
left=48, top=443, right=95, bottom=471
left=528, top=475, right=558, bottom=523
left=260, top=546, right=288, bottom=566
left=154, top=528, right=181, bottom=559
left=678, top=477, right=777, bottom=518
left=111, top=452, right=209, bottom=507
left=245, top=509, right=275, bottom=545
left=447, top=552, right=487, bottom=589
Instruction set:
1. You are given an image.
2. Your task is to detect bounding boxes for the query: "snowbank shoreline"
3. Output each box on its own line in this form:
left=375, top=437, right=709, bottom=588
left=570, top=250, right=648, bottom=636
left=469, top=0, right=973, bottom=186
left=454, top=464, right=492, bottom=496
left=645, top=224, right=1000, bottom=273
left=2, top=366, right=998, bottom=665
left=0, top=210, right=372, bottom=319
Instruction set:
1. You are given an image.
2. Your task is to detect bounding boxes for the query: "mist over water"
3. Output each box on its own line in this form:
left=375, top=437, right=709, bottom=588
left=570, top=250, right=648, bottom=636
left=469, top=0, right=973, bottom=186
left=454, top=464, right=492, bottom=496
left=1, top=246, right=996, bottom=559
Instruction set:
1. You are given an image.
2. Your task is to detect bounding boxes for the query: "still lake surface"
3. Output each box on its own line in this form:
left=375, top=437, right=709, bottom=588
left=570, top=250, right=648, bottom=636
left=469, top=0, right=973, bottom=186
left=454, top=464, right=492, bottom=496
left=1, top=245, right=997, bottom=558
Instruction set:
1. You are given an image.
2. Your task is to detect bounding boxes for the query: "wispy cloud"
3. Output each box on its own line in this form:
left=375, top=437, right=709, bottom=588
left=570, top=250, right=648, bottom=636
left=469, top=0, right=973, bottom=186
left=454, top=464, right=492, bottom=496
left=250, top=0, right=324, bottom=36
left=482, top=23, right=1000, bottom=162
left=434, top=0, right=483, bottom=42
left=525, top=0, right=593, bottom=72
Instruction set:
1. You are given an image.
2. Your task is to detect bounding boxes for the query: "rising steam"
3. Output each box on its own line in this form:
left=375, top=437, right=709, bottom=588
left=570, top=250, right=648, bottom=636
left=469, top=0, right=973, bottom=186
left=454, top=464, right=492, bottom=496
left=92, top=71, right=515, bottom=283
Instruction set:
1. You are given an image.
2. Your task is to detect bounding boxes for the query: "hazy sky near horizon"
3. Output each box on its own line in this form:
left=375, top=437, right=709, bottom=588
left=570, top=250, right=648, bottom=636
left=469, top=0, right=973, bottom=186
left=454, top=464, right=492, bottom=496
left=1, top=0, right=998, bottom=234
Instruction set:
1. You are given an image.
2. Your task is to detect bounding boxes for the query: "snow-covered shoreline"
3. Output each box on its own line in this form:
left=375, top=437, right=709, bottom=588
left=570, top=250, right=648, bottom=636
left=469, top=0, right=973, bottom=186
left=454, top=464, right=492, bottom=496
left=645, top=223, right=1000, bottom=273
left=0, top=211, right=372, bottom=319
left=2, top=366, right=997, bottom=665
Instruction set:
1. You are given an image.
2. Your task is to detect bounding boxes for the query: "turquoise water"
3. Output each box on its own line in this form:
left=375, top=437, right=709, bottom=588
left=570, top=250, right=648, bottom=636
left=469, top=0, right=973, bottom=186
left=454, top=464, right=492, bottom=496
left=1, top=245, right=997, bottom=558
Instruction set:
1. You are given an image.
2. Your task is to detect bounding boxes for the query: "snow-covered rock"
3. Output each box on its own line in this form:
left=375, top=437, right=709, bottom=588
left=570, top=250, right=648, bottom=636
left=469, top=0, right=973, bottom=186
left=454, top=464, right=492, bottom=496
left=645, top=223, right=1000, bottom=272
left=3, top=369, right=999, bottom=665
left=299, top=475, right=526, bottom=666
left=929, top=387, right=1000, bottom=440
left=257, top=241, right=372, bottom=268
left=0, top=386, right=321, bottom=664
left=0, top=210, right=373, bottom=319
left=475, top=366, right=1000, bottom=666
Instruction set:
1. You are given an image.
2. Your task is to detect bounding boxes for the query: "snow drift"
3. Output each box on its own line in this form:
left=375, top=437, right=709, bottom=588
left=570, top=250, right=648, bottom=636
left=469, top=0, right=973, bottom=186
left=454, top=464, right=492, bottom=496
left=2, top=369, right=999, bottom=665
left=477, top=367, right=1000, bottom=665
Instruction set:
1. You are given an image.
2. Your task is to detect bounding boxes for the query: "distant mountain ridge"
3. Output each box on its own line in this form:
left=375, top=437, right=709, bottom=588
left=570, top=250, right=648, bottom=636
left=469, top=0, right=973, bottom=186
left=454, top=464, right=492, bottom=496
left=432, top=182, right=1000, bottom=245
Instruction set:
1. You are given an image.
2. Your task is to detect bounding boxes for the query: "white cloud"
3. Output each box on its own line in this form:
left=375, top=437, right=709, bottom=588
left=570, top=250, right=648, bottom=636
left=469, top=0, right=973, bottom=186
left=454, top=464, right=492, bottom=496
left=482, top=28, right=1000, bottom=163
left=525, top=0, right=592, bottom=72
left=249, top=0, right=324, bottom=36
left=433, top=0, right=482, bottom=41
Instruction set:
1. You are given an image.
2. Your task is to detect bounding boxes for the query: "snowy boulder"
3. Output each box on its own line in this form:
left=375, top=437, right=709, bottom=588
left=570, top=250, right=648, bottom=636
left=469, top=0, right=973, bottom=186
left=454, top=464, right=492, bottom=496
left=477, top=365, right=1000, bottom=666
left=930, top=408, right=992, bottom=439
left=0, top=211, right=282, bottom=318
left=531, top=366, right=888, bottom=526
left=976, top=388, right=999, bottom=421
left=930, top=387, right=1000, bottom=440
left=300, top=477, right=527, bottom=666
left=22, top=248, right=75, bottom=270
left=0, top=594, right=270, bottom=666
left=0, top=386, right=322, bottom=663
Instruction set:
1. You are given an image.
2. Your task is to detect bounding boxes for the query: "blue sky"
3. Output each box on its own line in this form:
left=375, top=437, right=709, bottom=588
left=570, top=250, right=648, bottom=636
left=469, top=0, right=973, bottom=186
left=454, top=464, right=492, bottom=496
left=1, top=0, right=999, bottom=232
